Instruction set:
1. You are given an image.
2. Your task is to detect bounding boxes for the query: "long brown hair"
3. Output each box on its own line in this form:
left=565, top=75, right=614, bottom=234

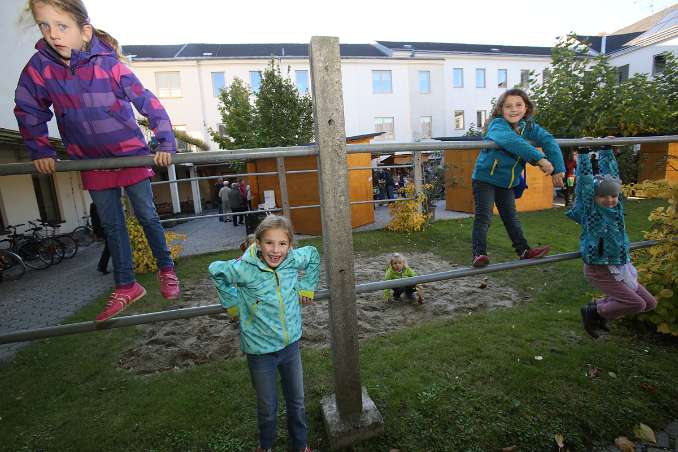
left=490, top=88, right=536, bottom=121
left=25, top=0, right=124, bottom=60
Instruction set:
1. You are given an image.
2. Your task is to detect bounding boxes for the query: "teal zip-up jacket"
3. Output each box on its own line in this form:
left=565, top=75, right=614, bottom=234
left=209, top=244, right=320, bottom=355
left=383, top=265, right=417, bottom=300
left=472, top=117, right=565, bottom=188
left=566, top=149, right=630, bottom=265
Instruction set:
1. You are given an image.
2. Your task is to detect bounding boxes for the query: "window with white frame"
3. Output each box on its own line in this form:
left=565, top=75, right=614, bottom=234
left=155, top=72, right=182, bottom=97
left=372, top=70, right=393, bottom=93
left=295, top=70, right=309, bottom=94
left=452, top=68, right=463, bottom=88
left=454, top=111, right=465, bottom=130
left=419, top=71, right=431, bottom=93
left=653, top=53, right=666, bottom=76
left=420, top=116, right=432, bottom=139
left=249, top=71, right=262, bottom=93
left=211, top=72, right=225, bottom=97
left=476, top=68, right=486, bottom=88
left=374, top=117, right=395, bottom=140
left=476, top=110, right=487, bottom=128
left=617, top=65, right=629, bottom=84
left=497, top=69, right=507, bottom=88
left=520, top=70, right=530, bottom=88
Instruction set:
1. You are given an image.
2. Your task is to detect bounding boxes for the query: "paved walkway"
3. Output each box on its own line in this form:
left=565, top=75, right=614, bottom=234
left=0, top=203, right=469, bottom=362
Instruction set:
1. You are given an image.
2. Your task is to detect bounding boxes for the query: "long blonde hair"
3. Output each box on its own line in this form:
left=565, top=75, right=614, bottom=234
left=25, top=0, right=125, bottom=60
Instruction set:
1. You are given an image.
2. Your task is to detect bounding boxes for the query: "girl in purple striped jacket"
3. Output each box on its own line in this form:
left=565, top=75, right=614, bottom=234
left=15, top=0, right=181, bottom=322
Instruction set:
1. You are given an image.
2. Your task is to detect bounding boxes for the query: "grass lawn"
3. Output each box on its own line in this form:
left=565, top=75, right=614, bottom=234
left=1, top=199, right=676, bottom=451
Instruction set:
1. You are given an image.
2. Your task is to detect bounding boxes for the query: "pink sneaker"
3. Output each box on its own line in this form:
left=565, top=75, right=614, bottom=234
left=472, top=254, right=490, bottom=268
left=158, top=268, right=181, bottom=300
left=520, top=245, right=550, bottom=260
left=96, top=282, right=146, bottom=322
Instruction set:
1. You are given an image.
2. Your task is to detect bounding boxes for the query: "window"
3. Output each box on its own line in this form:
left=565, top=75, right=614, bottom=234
left=454, top=111, right=465, bottom=130
left=295, top=70, right=309, bottom=94
left=617, top=65, right=629, bottom=84
left=155, top=72, right=181, bottom=97
left=211, top=72, right=225, bottom=97
left=520, top=70, right=530, bottom=88
left=420, top=116, right=432, bottom=139
left=249, top=71, right=262, bottom=93
left=32, top=174, right=61, bottom=223
left=374, top=117, right=395, bottom=141
left=452, top=68, right=463, bottom=88
left=419, top=71, right=431, bottom=93
left=372, top=70, right=392, bottom=93
left=476, top=110, right=487, bottom=128
left=476, top=68, right=486, bottom=88
left=653, top=53, right=666, bottom=76
left=497, top=69, right=508, bottom=88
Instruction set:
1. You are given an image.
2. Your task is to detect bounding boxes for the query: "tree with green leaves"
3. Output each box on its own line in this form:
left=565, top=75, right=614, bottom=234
left=210, top=60, right=313, bottom=150
left=529, top=34, right=677, bottom=138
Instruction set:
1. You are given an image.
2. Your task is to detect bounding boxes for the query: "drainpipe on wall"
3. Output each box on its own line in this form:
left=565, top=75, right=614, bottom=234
left=601, top=34, right=607, bottom=54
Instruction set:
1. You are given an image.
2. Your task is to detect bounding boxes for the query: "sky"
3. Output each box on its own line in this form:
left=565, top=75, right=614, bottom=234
left=78, top=0, right=678, bottom=47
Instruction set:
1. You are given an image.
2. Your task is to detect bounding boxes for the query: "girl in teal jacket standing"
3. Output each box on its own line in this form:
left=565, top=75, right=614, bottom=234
left=209, top=215, right=319, bottom=452
left=567, top=148, right=657, bottom=338
left=471, top=89, right=565, bottom=268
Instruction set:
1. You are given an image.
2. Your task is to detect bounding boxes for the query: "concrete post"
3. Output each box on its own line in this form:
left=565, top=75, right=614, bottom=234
left=276, top=157, right=291, bottom=219
left=309, top=36, right=384, bottom=450
left=413, top=151, right=423, bottom=203
left=188, top=164, right=202, bottom=216
left=168, top=164, right=181, bottom=215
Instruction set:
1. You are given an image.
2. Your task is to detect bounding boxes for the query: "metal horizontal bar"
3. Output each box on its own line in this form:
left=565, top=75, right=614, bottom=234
left=286, top=197, right=415, bottom=211
left=151, top=171, right=280, bottom=185
left=159, top=208, right=281, bottom=223
left=0, top=240, right=657, bottom=345
left=2, top=136, right=675, bottom=176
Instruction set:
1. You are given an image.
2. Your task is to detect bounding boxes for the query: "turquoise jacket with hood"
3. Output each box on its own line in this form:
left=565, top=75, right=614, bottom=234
left=566, top=149, right=630, bottom=265
left=472, top=117, right=565, bottom=188
left=209, top=244, right=320, bottom=355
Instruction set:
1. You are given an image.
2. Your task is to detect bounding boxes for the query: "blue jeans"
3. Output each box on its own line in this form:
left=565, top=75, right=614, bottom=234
left=246, top=340, right=308, bottom=450
left=89, top=178, right=173, bottom=287
left=471, top=180, right=529, bottom=257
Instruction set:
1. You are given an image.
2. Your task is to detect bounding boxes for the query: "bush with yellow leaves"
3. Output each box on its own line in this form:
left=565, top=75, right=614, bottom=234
left=624, top=179, right=678, bottom=336
left=126, top=216, right=186, bottom=273
left=386, top=184, right=430, bottom=232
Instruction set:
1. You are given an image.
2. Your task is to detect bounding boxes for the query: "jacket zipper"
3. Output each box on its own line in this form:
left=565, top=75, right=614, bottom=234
left=490, top=159, right=499, bottom=176
left=508, top=159, right=520, bottom=188
left=273, top=271, right=290, bottom=346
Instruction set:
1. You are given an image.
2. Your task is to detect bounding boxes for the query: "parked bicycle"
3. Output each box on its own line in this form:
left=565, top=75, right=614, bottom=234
left=34, top=220, right=78, bottom=259
left=71, top=214, right=95, bottom=247
left=0, top=249, right=26, bottom=281
left=26, top=221, right=67, bottom=264
left=0, top=224, right=51, bottom=270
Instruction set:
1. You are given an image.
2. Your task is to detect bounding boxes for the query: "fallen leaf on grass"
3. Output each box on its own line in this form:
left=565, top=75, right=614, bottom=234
left=554, top=433, right=565, bottom=449
left=501, top=446, right=517, bottom=452
left=608, top=371, right=617, bottom=378
left=639, top=383, right=656, bottom=394
left=633, top=423, right=656, bottom=443
left=586, top=365, right=600, bottom=378
left=614, top=436, right=635, bottom=452
left=534, top=355, right=543, bottom=361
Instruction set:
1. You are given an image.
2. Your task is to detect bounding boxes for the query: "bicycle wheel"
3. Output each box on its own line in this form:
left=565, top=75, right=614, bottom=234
left=17, top=240, right=50, bottom=270
left=71, top=226, right=95, bottom=247
left=39, top=237, right=65, bottom=265
left=56, top=235, right=78, bottom=259
left=0, top=250, right=26, bottom=281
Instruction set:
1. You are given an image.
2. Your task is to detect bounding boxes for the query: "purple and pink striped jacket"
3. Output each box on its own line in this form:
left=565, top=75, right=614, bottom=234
left=14, top=36, right=176, bottom=190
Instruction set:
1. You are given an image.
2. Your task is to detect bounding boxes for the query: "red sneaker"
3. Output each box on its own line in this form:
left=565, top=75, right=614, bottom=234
left=158, top=268, right=181, bottom=300
left=96, top=282, right=146, bottom=322
left=472, top=255, right=490, bottom=268
left=520, top=245, right=550, bottom=260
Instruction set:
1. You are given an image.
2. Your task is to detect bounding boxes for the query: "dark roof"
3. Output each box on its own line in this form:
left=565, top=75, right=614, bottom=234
left=574, top=32, right=644, bottom=53
left=376, top=41, right=553, bottom=56
left=122, top=43, right=388, bottom=60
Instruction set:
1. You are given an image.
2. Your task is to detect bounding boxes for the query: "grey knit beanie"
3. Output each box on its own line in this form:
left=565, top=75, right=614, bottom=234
left=594, top=175, right=622, bottom=197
